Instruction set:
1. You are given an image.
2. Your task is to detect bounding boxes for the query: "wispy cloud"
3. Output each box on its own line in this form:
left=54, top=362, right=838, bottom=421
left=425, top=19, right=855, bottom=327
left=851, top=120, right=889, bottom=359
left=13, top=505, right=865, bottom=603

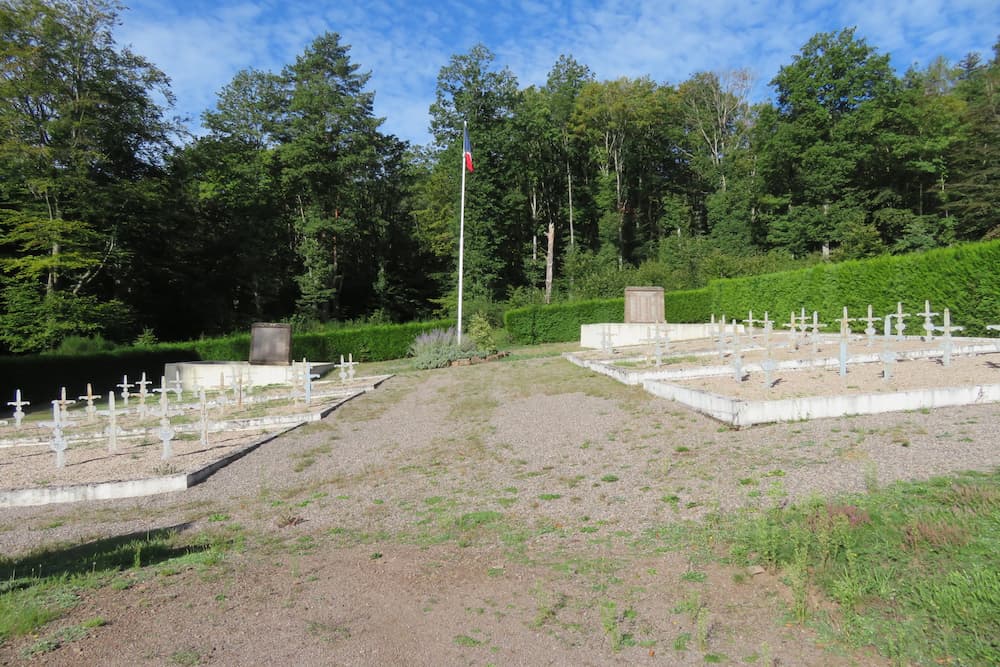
left=116, top=0, right=999, bottom=146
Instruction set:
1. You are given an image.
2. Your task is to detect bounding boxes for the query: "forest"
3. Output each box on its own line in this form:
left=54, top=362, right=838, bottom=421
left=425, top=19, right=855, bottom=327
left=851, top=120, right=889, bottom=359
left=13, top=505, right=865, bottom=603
left=1, top=0, right=998, bottom=353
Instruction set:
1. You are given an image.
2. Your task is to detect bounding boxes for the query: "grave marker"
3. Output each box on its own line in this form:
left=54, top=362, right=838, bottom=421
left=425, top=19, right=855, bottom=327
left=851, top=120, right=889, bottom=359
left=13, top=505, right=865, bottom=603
left=47, top=401, right=67, bottom=468
left=56, top=387, right=76, bottom=421
left=881, top=315, right=897, bottom=380
left=199, top=389, right=209, bottom=446
left=716, top=314, right=728, bottom=358
left=743, top=310, right=763, bottom=343
left=157, top=382, right=174, bottom=460
left=837, top=307, right=856, bottom=377
left=78, top=383, right=101, bottom=423
left=935, top=308, right=964, bottom=366
left=809, top=311, right=825, bottom=356
left=249, top=322, right=292, bottom=365
left=782, top=311, right=800, bottom=349
left=136, top=372, right=152, bottom=418
left=861, top=305, right=879, bottom=347
left=761, top=312, right=773, bottom=350
left=117, top=375, right=134, bottom=407
left=918, top=300, right=939, bottom=341
left=170, top=371, right=184, bottom=402
left=105, top=393, right=120, bottom=453
left=7, top=389, right=29, bottom=429
left=893, top=302, right=910, bottom=341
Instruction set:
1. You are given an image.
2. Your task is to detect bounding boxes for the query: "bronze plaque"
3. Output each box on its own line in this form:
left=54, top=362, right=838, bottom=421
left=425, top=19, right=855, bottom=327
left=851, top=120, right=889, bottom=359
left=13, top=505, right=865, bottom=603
left=249, top=323, right=292, bottom=365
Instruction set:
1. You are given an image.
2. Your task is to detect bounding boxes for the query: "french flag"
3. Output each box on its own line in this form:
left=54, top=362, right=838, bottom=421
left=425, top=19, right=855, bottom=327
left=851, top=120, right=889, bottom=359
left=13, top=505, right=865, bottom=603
left=463, top=123, right=474, bottom=172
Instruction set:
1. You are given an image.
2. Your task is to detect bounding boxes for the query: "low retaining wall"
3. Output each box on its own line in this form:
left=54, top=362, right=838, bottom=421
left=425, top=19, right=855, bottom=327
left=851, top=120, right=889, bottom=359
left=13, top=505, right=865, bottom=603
left=643, top=380, right=1000, bottom=428
left=580, top=323, right=744, bottom=349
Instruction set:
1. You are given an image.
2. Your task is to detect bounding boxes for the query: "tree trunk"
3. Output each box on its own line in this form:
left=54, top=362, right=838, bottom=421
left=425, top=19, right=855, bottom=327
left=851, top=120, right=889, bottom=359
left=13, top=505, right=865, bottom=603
left=544, top=221, right=554, bottom=304
left=566, top=160, right=575, bottom=248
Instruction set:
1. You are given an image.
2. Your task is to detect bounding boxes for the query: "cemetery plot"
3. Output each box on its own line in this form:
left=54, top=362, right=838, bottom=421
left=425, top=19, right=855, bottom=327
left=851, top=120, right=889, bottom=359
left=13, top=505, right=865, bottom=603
left=0, top=372, right=391, bottom=505
left=568, top=307, right=1000, bottom=427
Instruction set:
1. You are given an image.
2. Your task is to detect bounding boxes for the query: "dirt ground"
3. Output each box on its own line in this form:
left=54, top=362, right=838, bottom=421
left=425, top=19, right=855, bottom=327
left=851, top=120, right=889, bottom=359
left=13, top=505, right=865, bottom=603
left=3, top=347, right=999, bottom=666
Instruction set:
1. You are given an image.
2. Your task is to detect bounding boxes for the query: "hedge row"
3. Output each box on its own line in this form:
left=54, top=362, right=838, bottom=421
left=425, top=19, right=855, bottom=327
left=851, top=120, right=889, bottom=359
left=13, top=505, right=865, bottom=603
left=0, top=319, right=452, bottom=408
left=709, top=241, right=1000, bottom=335
left=664, top=287, right=712, bottom=323
left=504, top=299, right=624, bottom=345
left=504, top=240, right=1000, bottom=344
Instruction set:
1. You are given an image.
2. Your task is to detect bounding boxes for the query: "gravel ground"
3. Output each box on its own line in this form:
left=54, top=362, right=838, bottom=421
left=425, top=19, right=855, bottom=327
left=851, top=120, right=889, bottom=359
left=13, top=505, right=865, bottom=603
left=1, top=348, right=997, bottom=665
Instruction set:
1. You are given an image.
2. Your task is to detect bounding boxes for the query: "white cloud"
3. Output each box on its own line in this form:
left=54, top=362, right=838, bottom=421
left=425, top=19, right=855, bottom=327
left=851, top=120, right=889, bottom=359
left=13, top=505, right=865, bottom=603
left=115, top=0, right=999, bottom=146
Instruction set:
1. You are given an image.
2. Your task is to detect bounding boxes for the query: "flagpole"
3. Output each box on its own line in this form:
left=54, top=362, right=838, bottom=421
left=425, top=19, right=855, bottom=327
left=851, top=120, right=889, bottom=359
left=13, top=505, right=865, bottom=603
left=456, top=120, right=467, bottom=346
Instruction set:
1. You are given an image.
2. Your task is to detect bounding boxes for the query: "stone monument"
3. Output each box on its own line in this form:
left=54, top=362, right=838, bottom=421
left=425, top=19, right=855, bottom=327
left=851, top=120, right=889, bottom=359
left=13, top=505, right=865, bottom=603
left=249, top=322, right=292, bottom=365
left=624, top=287, right=665, bottom=324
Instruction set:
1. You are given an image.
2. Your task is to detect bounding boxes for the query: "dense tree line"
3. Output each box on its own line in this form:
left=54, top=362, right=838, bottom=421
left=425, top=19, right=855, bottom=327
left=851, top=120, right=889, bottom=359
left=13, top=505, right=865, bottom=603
left=1, top=0, right=998, bottom=352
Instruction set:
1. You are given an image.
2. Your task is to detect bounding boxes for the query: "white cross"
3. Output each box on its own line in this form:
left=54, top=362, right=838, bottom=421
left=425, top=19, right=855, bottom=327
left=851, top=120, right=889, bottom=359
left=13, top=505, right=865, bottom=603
left=170, top=371, right=184, bottom=402
left=861, top=304, right=879, bottom=346
left=743, top=310, right=763, bottom=342
left=77, top=383, right=101, bottom=423
left=893, top=302, right=911, bottom=341
left=837, top=306, right=856, bottom=340
left=7, top=389, right=30, bottom=428
left=917, top=300, right=939, bottom=340
left=56, top=387, right=76, bottom=420
left=117, top=375, right=134, bottom=406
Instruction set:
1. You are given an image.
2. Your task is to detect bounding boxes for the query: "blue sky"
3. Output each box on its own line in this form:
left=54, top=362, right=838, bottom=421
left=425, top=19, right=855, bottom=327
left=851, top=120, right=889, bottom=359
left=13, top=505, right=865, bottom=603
left=116, top=0, right=998, bottom=147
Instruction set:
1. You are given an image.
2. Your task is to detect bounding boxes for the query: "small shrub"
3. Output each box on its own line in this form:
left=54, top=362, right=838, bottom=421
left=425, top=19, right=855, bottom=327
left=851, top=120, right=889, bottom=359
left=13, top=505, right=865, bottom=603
left=52, top=334, right=116, bottom=355
left=409, top=327, right=478, bottom=369
left=468, top=312, right=498, bottom=355
left=132, top=328, right=158, bottom=347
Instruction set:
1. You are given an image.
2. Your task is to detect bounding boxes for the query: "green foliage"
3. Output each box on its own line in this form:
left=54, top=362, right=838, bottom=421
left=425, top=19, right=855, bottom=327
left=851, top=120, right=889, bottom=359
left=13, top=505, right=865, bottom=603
left=665, top=288, right=712, bottom=323
left=467, top=312, right=498, bottom=354
left=724, top=469, right=1000, bottom=665
left=51, top=334, right=116, bottom=356
left=408, top=327, right=476, bottom=369
left=504, top=299, right=624, bottom=344
left=0, top=281, right=131, bottom=353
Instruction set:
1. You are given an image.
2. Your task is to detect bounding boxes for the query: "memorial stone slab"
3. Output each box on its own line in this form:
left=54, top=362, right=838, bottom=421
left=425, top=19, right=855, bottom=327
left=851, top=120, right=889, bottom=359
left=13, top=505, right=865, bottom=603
left=624, top=287, right=665, bottom=324
left=250, top=322, right=292, bottom=365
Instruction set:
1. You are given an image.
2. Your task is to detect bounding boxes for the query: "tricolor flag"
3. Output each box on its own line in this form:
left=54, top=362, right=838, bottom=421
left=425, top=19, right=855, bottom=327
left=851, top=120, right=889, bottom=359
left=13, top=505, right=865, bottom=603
left=463, top=123, right=474, bottom=172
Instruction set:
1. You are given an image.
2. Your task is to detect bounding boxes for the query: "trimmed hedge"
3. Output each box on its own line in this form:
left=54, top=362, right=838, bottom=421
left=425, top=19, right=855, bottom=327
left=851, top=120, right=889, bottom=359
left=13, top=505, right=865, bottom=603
left=504, top=240, right=1000, bottom=345
left=504, top=299, right=624, bottom=345
left=0, top=346, right=201, bottom=411
left=0, top=319, right=453, bottom=409
left=708, top=241, right=1000, bottom=335
left=665, top=287, right=712, bottom=323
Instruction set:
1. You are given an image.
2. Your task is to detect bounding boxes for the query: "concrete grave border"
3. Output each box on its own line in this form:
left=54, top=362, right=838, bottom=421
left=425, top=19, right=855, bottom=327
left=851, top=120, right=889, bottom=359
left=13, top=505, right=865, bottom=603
left=0, top=376, right=391, bottom=508
left=565, top=338, right=1000, bottom=428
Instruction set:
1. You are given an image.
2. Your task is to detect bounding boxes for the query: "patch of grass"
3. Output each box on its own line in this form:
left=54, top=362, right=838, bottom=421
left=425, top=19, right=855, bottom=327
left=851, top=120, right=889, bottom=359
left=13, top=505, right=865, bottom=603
left=537, top=493, right=562, bottom=501
left=0, top=527, right=234, bottom=643
left=600, top=474, right=620, bottom=483
left=673, top=632, right=691, bottom=651
left=680, top=570, right=707, bottom=583
left=600, top=601, right=637, bottom=651
left=168, top=649, right=202, bottom=665
left=721, top=469, right=1000, bottom=666
left=453, top=634, right=482, bottom=647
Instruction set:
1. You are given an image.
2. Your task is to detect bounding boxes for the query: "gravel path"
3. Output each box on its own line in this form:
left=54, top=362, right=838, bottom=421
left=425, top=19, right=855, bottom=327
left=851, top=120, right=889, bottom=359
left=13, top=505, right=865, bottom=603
left=1, top=351, right=997, bottom=665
